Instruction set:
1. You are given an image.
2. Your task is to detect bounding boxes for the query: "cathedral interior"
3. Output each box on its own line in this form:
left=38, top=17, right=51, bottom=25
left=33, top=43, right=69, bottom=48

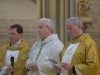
left=0, top=0, right=100, bottom=48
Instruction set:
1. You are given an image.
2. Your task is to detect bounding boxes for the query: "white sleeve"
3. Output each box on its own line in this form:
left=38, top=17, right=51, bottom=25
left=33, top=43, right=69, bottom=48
left=25, top=42, right=39, bottom=68
left=0, top=66, right=7, bottom=75
left=37, top=60, right=53, bottom=75
left=75, top=66, right=82, bottom=75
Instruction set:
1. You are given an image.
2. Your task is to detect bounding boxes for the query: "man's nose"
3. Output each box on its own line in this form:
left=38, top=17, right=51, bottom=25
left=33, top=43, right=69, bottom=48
left=67, top=29, right=70, bottom=33
left=37, top=28, right=40, bottom=32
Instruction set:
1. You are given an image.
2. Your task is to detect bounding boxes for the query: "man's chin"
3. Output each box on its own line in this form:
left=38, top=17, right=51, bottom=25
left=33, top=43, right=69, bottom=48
left=69, top=36, right=74, bottom=40
left=10, top=40, right=15, bottom=43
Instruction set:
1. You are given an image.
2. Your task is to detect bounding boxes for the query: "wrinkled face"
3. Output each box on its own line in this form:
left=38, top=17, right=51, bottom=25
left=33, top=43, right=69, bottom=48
left=37, top=22, right=51, bottom=40
left=8, top=28, right=22, bottom=44
left=66, top=22, right=81, bottom=39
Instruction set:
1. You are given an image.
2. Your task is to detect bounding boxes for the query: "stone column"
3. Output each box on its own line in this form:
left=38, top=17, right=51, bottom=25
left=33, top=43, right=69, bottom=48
left=37, top=0, right=76, bottom=44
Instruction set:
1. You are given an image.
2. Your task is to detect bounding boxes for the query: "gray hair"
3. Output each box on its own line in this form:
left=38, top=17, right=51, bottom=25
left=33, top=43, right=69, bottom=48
left=38, top=18, right=54, bottom=33
left=65, top=17, right=83, bottom=29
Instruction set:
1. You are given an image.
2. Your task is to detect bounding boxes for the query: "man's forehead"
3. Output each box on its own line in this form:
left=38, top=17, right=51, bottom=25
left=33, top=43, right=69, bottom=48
left=38, top=21, right=47, bottom=26
left=9, top=28, right=17, bottom=31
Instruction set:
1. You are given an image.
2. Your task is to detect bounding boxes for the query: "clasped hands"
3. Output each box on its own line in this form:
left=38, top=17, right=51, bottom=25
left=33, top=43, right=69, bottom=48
left=6, top=65, right=14, bottom=73
left=54, top=62, right=73, bottom=73
left=28, top=63, right=38, bottom=71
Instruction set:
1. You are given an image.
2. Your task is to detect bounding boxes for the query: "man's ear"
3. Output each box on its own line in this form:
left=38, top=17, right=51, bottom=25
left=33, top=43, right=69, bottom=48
left=78, top=25, right=81, bottom=29
left=47, top=27, right=52, bottom=32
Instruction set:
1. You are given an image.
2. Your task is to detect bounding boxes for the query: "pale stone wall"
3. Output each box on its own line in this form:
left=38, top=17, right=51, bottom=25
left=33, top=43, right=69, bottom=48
left=0, top=0, right=100, bottom=48
left=0, top=19, right=38, bottom=47
left=85, top=0, right=100, bottom=47
left=0, top=0, right=38, bottom=47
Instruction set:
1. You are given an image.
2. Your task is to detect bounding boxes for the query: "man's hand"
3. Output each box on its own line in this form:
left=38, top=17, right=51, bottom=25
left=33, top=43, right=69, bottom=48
left=6, top=65, right=14, bottom=73
left=54, top=65, right=61, bottom=73
left=60, top=62, right=73, bottom=71
left=28, top=63, right=38, bottom=71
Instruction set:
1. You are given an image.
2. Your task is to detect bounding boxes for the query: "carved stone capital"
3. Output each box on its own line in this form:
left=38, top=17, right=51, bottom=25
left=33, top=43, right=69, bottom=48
left=77, top=0, right=92, bottom=29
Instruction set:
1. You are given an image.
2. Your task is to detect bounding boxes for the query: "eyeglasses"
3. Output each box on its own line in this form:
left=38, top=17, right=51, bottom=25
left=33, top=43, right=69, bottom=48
left=8, top=33, right=18, bottom=36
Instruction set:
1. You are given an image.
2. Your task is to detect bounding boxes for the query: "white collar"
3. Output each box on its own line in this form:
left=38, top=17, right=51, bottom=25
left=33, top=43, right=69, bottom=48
left=11, top=39, right=21, bottom=47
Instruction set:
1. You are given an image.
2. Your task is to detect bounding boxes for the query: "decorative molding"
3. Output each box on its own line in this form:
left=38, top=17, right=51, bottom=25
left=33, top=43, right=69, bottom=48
left=0, top=19, right=38, bottom=46
left=77, top=0, right=92, bottom=29
left=77, top=0, right=90, bottom=18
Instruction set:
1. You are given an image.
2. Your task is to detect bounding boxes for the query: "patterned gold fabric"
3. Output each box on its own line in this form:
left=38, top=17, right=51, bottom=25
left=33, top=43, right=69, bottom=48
left=0, top=40, right=30, bottom=75
left=59, top=33, right=100, bottom=75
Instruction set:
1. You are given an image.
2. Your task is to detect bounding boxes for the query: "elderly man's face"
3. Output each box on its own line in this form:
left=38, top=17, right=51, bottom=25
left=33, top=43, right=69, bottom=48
left=66, top=22, right=82, bottom=39
left=37, top=22, right=51, bottom=40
